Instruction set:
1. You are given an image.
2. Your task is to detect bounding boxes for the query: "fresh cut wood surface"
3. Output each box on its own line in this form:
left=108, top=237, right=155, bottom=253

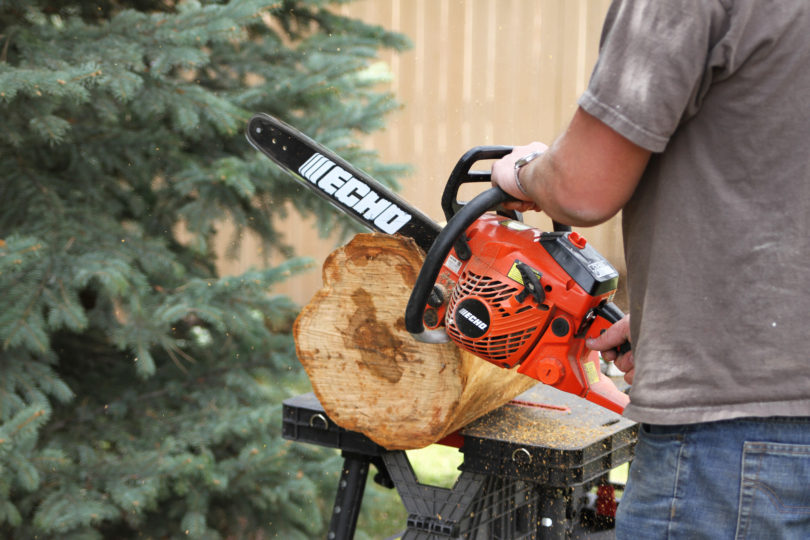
left=293, top=233, right=536, bottom=450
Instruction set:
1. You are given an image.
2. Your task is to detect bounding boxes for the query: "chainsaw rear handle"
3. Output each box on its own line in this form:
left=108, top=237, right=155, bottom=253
left=588, top=302, right=632, bottom=355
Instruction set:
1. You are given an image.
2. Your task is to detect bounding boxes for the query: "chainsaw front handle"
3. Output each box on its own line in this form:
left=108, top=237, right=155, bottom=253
left=441, top=146, right=514, bottom=221
left=405, top=186, right=511, bottom=338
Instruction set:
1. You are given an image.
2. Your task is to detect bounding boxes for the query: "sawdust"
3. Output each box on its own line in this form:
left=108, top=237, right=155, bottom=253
left=463, top=403, right=612, bottom=449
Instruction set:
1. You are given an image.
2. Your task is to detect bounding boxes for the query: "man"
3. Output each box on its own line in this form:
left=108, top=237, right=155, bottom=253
left=491, top=1, right=810, bottom=537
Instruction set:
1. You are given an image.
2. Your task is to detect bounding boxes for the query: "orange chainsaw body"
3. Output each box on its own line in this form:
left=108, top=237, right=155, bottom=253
left=422, top=214, right=629, bottom=414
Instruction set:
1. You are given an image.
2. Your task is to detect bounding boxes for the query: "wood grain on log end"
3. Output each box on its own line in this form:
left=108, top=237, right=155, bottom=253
left=294, top=233, right=535, bottom=450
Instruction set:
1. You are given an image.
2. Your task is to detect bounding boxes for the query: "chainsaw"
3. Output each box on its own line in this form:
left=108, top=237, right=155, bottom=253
left=246, top=114, right=630, bottom=414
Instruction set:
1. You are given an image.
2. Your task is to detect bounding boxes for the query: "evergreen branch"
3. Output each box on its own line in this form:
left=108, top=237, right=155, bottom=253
left=2, top=258, right=50, bottom=353
left=10, top=409, right=47, bottom=439
left=164, top=344, right=194, bottom=375
left=43, top=357, right=281, bottom=435
left=0, top=30, right=13, bottom=63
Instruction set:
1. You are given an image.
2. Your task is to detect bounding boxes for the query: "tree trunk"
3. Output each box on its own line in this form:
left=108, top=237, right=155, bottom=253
left=293, top=233, right=536, bottom=450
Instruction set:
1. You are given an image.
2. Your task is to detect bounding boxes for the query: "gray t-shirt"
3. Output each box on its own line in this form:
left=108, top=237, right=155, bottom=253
left=579, top=0, right=810, bottom=424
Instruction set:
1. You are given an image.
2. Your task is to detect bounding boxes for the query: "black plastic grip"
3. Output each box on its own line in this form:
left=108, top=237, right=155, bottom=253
left=594, top=302, right=632, bottom=355
left=597, top=302, right=625, bottom=325
left=441, top=146, right=513, bottom=222
left=439, top=145, right=571, bottom=232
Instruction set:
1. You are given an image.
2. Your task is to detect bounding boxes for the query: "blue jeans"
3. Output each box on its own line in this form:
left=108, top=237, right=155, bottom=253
left=615, top=418, right=810, bottom=539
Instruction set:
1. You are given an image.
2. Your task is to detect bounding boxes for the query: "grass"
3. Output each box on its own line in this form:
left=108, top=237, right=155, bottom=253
left=610, top=462, right=629, bottom=485
left=407, top=444, right=466, bottom=487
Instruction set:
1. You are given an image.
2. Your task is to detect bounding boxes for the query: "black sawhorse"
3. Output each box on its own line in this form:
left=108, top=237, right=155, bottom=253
left=282, top=384, right=636, bottom=539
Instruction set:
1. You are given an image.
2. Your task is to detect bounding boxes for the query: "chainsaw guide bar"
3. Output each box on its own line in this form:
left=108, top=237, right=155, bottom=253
left=246, top=114, right=441, bottom=252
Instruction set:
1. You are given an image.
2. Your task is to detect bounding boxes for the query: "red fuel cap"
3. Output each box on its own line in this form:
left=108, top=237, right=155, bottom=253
left=568, top=231, right=587, bottom=249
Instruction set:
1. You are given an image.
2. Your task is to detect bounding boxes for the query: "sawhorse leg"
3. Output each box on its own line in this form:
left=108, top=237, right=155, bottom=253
left=327, top=452, right=370, bottom=540
left=537, top=485, right=583, bottom=539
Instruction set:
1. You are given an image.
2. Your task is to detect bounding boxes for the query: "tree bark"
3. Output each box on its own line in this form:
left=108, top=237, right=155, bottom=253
left=293, top=233, right=536, bottom=450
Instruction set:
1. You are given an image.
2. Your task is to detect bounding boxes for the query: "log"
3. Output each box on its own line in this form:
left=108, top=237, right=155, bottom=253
left=293, top=233, right=536, bottom=450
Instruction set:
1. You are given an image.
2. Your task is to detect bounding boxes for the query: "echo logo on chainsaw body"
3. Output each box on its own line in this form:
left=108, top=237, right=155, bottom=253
left=455, top=298, right=490, bottom=338
left=299, top=153, right=412, bottom=234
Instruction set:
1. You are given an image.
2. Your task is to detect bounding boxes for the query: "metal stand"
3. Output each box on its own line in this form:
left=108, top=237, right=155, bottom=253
left=282, top=386, right=637, bottom=539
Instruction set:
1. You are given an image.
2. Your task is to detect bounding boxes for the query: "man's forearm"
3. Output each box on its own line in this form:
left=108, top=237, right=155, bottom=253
left=492, top=107, right=652, bottom=226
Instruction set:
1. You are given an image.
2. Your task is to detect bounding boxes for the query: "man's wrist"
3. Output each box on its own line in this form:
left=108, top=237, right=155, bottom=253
left=513, top=151, right=543, bottom=197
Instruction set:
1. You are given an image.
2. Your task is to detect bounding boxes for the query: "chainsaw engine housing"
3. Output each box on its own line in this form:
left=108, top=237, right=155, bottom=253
left=425, top=214, right=619, bottom=391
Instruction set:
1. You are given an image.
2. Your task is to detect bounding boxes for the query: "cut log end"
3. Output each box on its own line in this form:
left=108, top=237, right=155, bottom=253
left=294, top=233, right=535, bottom=450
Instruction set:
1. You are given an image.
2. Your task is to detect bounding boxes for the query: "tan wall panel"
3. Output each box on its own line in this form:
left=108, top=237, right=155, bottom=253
left=220, top=0, right=622, bottom=306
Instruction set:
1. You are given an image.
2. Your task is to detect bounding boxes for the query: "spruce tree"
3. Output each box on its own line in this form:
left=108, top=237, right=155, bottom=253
left=0, top=1, right=408, bottom=537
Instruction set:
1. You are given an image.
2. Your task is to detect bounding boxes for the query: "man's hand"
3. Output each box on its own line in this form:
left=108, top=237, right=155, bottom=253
left=586, top=315, right=635, bottom=384
left=491, top=142, right=548, bottom=211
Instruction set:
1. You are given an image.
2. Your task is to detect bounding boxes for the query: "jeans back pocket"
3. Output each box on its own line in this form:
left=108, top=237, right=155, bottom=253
left=736, top=441, right=810, bottom=540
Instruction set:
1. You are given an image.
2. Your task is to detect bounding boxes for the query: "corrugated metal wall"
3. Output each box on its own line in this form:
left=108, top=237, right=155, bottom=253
left=221, top=0, right=620, bottom=305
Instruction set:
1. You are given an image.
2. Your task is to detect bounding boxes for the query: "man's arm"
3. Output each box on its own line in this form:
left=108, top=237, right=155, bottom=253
left=491, top=107, right=652, bottom=226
